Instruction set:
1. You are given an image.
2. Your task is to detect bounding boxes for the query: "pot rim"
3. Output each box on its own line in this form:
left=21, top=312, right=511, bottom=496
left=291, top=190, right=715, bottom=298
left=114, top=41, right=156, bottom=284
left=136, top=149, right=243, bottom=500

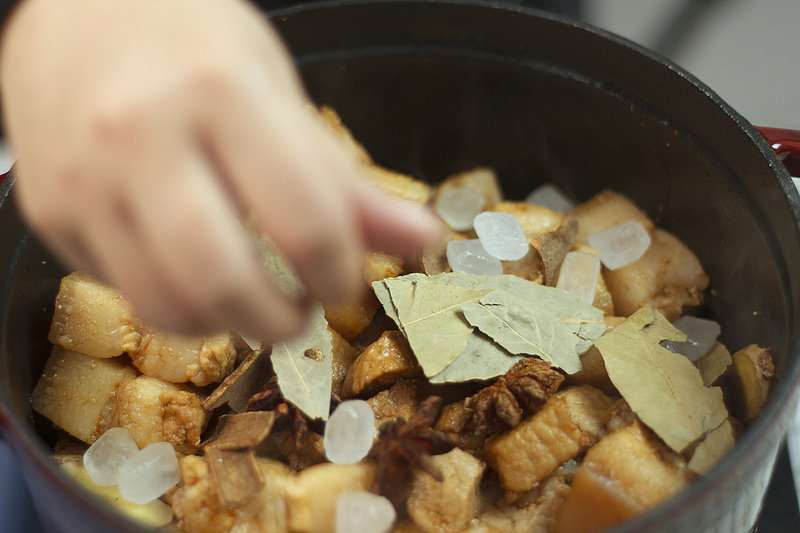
left=2, top=1, right=800, bottom=530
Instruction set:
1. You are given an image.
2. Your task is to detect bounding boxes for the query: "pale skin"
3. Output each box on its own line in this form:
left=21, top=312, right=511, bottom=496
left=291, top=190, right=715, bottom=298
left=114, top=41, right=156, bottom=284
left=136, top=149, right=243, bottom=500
left=0, top=0, right=440, bottom=341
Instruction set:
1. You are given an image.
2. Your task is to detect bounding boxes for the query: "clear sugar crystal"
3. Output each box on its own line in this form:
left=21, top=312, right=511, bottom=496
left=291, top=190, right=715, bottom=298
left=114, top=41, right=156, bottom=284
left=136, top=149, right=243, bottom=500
left=525, top=183, right=575, bottom=213
left=556, top=251, right=601, bottom=305
left=435, top=186, right=486, bottom=231
left=336, top=491, right=397, bottom=533
left=662, top=316, right=721, bottom=362
left=83, top=427, right=139, bottom=486
left=117, top=442, right=180, bottom=504
left=324, top=400, right=375, bottom=464
left=588, top=220, right=651, bottom=270
left=446, top=239, right=503, bottom=276
left=473, top=212, right=529, bottom=261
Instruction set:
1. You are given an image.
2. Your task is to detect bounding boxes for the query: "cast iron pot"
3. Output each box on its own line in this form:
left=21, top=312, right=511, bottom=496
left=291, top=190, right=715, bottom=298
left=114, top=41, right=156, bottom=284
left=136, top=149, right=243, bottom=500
left=2, top=1, right=800, bottom=531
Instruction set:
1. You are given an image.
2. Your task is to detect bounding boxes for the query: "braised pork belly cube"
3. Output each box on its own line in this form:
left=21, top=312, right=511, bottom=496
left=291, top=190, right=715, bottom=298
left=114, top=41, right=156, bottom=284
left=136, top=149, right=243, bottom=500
left=169, top=455, right=294, bottom=533
left=48, top=272, right=141, bottom=359
left=489, top=202, right=577, bottom=284
left=32, top=346, right=136, bottom=443
left=570, top=190, right=655, bottom=246
left=434, top=167, right=503, bottom=209
left=130, top=328, right=236, bottom=386
left=485, top=385, right=614, bottom=494
left=406, top=448, right=486, bottom=533
left=553, top=421, right=694, bottom=533
left=286, top=462, right=376, bottom=533
left=366, top=378, right=423, bottom=422
left=342, top=330, right=422, bottom=398
left=330, top=328, right=361, bottom=398
left=365, top=165, right=432, bottom=205
left=478, top=472, right=571, bottom=533
left=603, top=228, right=709, bottom=320
left=115, top=375, right=206, bottom=454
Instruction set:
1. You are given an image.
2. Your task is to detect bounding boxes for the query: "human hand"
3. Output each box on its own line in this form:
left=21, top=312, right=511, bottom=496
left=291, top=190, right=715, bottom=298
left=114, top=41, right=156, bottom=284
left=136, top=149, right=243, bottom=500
left=0, top=0, right=440, bottom=341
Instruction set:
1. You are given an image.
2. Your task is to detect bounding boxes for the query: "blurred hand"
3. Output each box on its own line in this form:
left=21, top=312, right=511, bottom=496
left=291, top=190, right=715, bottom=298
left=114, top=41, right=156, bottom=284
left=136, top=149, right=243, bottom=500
left=0, top=0, right=439, bottom=341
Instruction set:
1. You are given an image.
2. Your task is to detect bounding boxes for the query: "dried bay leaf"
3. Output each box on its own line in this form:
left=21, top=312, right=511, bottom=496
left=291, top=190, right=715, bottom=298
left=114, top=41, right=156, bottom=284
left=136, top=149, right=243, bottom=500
left=696, top=341, right=732, bottom=386
left=430, top=272, right=605, bottom=352
left=382, top=277, right=489, bottom=376
left=595, top=306, right=729, bottom=453
left=687, top=419, right=735, bottom=475
left=462, top=289, right=588, bottom=374
left=430, top=331, right=525, bottom=383
left=271, top=304, right=333, bottom=420
left=372, top=273, right=425, bottom=327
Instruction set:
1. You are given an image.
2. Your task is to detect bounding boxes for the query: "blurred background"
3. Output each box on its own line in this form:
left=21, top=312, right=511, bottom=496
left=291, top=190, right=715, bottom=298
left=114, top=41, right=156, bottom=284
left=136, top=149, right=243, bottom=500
left=585, top=0, right=800, bottom=130
left=2, top=0, right=799, bottom=530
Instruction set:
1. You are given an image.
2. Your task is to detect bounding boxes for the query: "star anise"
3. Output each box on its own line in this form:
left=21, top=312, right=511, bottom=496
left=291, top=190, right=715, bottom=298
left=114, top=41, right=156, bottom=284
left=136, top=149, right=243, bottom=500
left=464, top=358, right=564, bottom=436
left=246, top=376, right=315, bottom=450
left=369, top=396, right=458, bottom=506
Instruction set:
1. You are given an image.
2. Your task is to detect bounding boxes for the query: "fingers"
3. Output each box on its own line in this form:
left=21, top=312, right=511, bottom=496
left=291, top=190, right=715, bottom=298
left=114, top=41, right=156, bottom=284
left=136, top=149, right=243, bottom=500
left=201, top=84, right=367, bottom=307
left=109, top=147, right=310, bottom=340
left=350, top=180, right=444, bottom=257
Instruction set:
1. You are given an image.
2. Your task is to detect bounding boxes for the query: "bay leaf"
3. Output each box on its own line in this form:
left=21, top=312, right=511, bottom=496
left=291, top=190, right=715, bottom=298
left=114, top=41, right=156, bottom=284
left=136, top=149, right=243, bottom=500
left=382, top=277, right=489, bottom=376
left=595, top=306, right=729, bottom=453
left=430, top=271, right=606, bottom=352
left=687, top=419, right=735, bottom=475
left=696, top=341, right=733, bottom=386
left=461, top=290, right=584, bottom=374
left=429, top=331, right=525, bottom=383
left=372, top=273, right=426, bottom=327
left=271, top=304, right=333, bottom=420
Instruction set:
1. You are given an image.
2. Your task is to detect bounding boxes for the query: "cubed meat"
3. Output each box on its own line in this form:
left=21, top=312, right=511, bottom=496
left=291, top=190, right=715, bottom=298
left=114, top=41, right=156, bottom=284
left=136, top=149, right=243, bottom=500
left=330, top=328, right=361, bottom=397
left=603, top=229, right=709, bottom=320
left=286, top=462, right=376, bottom=533
left=478, top=472, right=571, bottom=533
left=115, top=375, right=206, bottom=454
left=366, top=378, right=422, bottom=422
left=489, top=202, right=577, bottom=284
left=485, top=385, right=614, bottom=494
left=365, top=165, right=432, bottom=204
left=570, top=190, right=654, bottom=246
left=434, top=167, right=503, bottom=207
left=48, top=272, right=141, bottom=358
left=552, top=421, right=693, bottom=533
left=168, top=455, right=293, bottom=533
left=342, top=330, right=422, bottom=398
left=407, top=448, right=486, bottom=533
left=32, top=346, right=137, bottom=443
left=130, top=328, right=236, bottom=386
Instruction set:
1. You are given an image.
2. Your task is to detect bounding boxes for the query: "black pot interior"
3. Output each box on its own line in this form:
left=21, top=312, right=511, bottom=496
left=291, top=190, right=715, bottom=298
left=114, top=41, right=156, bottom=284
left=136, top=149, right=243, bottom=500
left=2, top=1, right=800, bottom=531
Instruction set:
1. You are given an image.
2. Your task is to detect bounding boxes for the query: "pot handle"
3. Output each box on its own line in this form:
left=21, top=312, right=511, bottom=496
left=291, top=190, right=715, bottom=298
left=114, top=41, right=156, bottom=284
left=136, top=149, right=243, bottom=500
left=756, top=126, right=800, bottom=177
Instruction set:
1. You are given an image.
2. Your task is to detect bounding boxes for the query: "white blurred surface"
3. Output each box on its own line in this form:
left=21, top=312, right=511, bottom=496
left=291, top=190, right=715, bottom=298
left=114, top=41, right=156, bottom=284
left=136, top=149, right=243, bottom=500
left=0, top=141, right=13, bottom=173
left=585, top=0, right=800, bottom=129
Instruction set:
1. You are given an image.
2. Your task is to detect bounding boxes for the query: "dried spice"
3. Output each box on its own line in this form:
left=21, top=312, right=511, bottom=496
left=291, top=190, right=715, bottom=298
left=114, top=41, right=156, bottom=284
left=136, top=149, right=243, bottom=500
left=369, top=396, right=458, bottom=505
left=201, top=411, right=277, bottom=510
left=381, top=277, right=489, bottom=376
left=464, top=359, right=565, bottom=436
left=595, top=306, right=729, bottom=454
left=430, top=331, right=524, bottom=384
left=374, top=272, right=605, bottom=382
left=205, top=447, right=264, bottom=509
left=247, top=376, right=316, bottom=452
left=271, top=304, right=333, bottom=420
left=201, top=349, right=271, bottom=413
